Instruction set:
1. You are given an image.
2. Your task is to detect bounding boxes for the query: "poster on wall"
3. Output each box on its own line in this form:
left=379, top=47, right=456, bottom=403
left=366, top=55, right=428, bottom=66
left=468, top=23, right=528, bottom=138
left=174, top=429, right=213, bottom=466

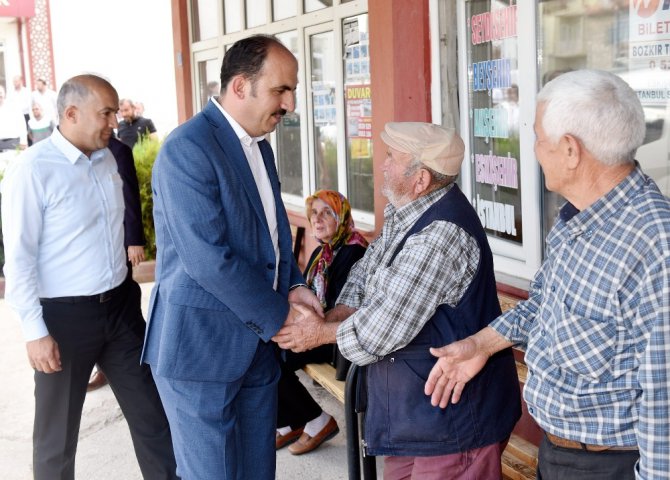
left=346, top=84, right=372, bottom=159
left=628, top=0, right=670, bottom=106
left=465, top=0, right=522, bottom=244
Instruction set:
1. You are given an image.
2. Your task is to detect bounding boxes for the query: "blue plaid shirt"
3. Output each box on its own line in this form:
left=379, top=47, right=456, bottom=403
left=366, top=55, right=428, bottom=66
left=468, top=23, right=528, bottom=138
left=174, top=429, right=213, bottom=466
left=491, top=166, right=670, bottom=479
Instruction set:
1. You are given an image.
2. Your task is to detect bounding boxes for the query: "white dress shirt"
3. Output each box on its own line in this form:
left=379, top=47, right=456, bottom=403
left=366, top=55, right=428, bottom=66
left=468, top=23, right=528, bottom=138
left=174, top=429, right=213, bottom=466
left=213, top=99, right=280, bottom=288
left=0, top=101, right=28, bottom=144
left=1, top=128, right=127, bottom=341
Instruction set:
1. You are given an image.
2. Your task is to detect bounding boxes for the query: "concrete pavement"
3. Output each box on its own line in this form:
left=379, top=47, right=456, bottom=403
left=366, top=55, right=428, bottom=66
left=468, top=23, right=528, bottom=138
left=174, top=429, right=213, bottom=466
left=0, top=281, right=361, bottom=479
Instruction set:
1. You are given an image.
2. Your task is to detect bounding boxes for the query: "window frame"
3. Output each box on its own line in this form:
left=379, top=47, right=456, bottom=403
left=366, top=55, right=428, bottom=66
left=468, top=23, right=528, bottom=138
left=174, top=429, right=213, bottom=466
left=434, top=0, right=543, bottom=283
left=187, top=0, right=372, bottom=226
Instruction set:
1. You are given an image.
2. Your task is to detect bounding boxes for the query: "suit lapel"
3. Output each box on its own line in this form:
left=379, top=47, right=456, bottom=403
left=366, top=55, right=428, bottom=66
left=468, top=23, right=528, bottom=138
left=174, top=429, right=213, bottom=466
left=203, top=102, right=269, bottom=232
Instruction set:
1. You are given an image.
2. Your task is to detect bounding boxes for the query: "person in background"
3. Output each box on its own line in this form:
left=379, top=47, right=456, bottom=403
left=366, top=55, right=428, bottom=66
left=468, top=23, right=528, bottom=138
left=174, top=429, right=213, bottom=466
left=142, top=34, right=320, bottom=479
left=31, top=78, right=58, bottom=125
left=276, top=190, right=368, bottom=455
left=27, top=102, right=55, bottom=144
left=0, top=85, right=27, bottom=152
left=207, top=80, right=220, bottom=100
left=134, top=101, right=145, bottom=117
left=88, top=136, right=147, bottom=392
left=1, top=74, right=177, bottom=480
left=10, top=75, right=32, bottom=143
left=117, top=98, right=157, bottom=148
left=274, top=122, right=521, bottom=480
left=425, top=69, right=670, bottom=480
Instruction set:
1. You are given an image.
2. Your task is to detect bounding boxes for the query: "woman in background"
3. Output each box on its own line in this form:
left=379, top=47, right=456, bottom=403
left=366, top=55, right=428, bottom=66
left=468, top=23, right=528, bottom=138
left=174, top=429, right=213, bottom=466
left=276, top=190, right=368, bottom=455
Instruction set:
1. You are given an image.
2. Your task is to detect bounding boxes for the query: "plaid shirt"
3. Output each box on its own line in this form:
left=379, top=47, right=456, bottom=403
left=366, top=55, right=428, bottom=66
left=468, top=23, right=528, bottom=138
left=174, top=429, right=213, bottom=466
left=336, top=186, right=479, bottom=365
left=491, top=166, right=670, bottom=479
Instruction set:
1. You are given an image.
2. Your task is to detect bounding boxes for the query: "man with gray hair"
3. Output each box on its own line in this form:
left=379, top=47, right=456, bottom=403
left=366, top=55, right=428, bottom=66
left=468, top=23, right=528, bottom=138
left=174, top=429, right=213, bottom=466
left=1, top=74, right=177, bottom=479
left=426, top=69, right=670, bottom=479
left=274, top=122, right=521, bottom=479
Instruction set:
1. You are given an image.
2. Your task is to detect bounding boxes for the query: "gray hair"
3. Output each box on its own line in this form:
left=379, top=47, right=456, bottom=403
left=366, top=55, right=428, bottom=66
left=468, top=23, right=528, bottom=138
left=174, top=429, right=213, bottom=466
left=405, top=156, right=456, bottom=188
left=537, top=69, right=645, bottom=166
left=57, top=74, right=117, bottom=119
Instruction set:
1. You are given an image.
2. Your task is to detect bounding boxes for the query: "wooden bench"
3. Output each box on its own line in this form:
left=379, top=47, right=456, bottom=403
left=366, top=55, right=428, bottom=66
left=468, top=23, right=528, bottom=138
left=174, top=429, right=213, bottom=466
left=301, top=291, right=538, bottom=479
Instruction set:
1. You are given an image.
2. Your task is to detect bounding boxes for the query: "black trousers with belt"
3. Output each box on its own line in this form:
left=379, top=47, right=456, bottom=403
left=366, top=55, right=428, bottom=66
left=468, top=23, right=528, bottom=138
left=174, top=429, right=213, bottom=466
left=537, top=435, right=639, bottom=480
left=34, top=275, right=178, bottom=480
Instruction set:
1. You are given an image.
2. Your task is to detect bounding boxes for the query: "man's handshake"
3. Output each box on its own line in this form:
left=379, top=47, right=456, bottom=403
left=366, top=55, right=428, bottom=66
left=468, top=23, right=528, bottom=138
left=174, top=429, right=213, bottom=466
left=273, top=302, right=326, bottom=352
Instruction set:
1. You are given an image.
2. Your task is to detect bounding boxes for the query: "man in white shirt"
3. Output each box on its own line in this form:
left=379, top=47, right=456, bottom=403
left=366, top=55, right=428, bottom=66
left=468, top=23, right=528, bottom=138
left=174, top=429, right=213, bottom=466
left=0, top=84, right=27, bottom=151
left=1, top=74, right=177, bottom=480
left=10, top=75, right=32, bottom=142
left=31, top=78, right=58, bottom=125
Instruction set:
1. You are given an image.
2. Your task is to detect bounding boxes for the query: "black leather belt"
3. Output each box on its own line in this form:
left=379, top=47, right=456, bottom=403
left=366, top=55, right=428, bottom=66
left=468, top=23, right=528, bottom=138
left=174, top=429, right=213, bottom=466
left=40, top=280, right=126, bottom=304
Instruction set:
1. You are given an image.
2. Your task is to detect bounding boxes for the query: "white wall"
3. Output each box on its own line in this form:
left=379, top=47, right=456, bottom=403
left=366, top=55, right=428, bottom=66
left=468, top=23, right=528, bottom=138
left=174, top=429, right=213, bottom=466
left=49, top=0, right=178, bottom=136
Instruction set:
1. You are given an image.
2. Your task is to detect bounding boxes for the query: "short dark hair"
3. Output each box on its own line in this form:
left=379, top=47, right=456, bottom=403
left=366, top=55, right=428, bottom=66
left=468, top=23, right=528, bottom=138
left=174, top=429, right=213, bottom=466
left=220, top=34, right=287, bottom=91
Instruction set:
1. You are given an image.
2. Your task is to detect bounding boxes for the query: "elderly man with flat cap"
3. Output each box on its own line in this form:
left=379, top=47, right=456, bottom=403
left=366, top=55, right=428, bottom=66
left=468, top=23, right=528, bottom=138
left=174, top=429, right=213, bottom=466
left=274, top=122, right=521, bottom=479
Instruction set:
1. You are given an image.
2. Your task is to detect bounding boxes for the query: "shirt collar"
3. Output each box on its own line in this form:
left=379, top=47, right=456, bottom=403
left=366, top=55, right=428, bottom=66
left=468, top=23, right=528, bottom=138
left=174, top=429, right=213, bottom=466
left=383, top=184, right=454, bottom=232
left=211, top=98, right=265, bottom=147
left=557, top=163, right=648, bottom=238
left=50, top=127, right=108, bottom=165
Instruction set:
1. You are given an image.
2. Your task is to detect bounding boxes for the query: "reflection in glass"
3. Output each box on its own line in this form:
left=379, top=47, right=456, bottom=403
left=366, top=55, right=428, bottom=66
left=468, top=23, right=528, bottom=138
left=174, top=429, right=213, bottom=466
left=311, top=31, right=338, bottom=193
left=224, top=0, right=242, bottom=33
left=275, top=31, right=303, bottom=197
left=343, top=14, right=373, bottom=213
left=197, top=59, right=221, bottom=112
left=273, top=0, right=297, bottom=21
left=538, top=1, right=670, bottom=250
left=192, top=0, right=219, bottom=41
left=246, top=0, right=267, bottom=28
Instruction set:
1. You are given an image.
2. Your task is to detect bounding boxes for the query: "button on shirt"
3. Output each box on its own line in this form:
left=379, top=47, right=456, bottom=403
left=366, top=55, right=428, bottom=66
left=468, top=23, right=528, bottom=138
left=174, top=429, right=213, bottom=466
left=1, top=128, right=127, bottom=341
left=490, top=166, right=670, bottom=479
left=336, top=186, right=480, bottom=365
left=213, top=100, right=279, bottom=288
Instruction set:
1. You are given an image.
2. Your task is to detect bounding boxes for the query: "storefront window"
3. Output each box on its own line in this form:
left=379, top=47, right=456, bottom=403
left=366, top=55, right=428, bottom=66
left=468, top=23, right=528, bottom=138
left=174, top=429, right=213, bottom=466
left=275, top=30, right=303, bottom=197
left=192, top=0, right=220, bottom=41
left=343, top=14, right=373, bottom=212
left=273, top=0, right=297, bottom=21
left=538, top=1, right=670, bottom=243
left=196, top=58, right=221, bottom=111
left=310, top=31, right=338, bottom=193
left=246, top=0, right=268, bottom=28
left=224, top=0, right=242, bottom=33
left=305, top=0, right=328, bottom=13
left=465, top=1, right=522, bottom=245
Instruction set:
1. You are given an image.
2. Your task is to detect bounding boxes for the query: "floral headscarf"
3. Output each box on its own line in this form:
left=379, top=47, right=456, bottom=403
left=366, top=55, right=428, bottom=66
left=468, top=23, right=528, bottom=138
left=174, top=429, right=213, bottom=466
left=304, top=190, right=368, bottom=308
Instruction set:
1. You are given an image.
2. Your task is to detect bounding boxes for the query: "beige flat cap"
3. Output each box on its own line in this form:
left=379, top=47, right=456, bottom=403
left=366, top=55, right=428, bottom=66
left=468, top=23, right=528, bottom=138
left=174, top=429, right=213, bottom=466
left=381, top=122, right=465, bottom=176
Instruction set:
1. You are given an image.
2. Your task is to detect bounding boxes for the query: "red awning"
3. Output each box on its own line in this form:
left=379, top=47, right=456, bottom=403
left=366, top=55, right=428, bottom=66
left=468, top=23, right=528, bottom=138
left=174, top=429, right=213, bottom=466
left=0, top=0, right=35, bottom=18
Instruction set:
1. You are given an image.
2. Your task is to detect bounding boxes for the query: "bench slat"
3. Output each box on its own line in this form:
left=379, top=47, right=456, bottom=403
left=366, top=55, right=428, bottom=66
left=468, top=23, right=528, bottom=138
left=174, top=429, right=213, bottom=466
left=502, top=448, right=537, bottom=480
left=302, top=363, right=345, bottom=404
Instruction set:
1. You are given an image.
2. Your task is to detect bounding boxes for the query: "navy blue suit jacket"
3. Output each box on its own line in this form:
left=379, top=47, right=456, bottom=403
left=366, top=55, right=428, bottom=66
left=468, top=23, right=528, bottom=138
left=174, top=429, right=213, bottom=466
left=109, top=137, right=146, bottom=248
left=142, top=101, right=303, bottom=382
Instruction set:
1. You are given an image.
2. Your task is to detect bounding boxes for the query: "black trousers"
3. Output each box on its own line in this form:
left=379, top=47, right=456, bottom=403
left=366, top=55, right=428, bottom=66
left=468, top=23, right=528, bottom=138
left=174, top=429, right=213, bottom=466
left=537, top=436, right=639, bottom=480
left=34, top=276, right=178, bottom=480
left=276, top=345, right=334, bottom=430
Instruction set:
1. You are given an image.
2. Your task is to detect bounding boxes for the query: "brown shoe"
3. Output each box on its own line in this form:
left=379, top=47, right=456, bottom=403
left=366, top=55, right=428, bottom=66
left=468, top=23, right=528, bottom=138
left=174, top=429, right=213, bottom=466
left=288, top=417, right=339, bottom=455
left=276, top=427, right=304, bottom=449
left=87, top=370, right=108, bottom=392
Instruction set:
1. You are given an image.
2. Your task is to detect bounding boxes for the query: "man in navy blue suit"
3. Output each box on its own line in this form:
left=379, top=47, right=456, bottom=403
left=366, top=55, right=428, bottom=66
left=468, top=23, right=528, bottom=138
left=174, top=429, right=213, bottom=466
left=142, top=35, right=321, bottom=479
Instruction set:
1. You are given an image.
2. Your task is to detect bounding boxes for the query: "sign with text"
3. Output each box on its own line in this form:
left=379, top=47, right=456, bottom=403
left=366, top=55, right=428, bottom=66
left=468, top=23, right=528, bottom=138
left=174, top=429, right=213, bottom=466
left=465, top=0, right=522, bottom=244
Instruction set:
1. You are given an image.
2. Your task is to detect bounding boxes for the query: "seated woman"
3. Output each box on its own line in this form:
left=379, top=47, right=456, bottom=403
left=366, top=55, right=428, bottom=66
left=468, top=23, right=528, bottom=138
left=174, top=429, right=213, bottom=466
left=276, top=190, right=368, bottom=455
